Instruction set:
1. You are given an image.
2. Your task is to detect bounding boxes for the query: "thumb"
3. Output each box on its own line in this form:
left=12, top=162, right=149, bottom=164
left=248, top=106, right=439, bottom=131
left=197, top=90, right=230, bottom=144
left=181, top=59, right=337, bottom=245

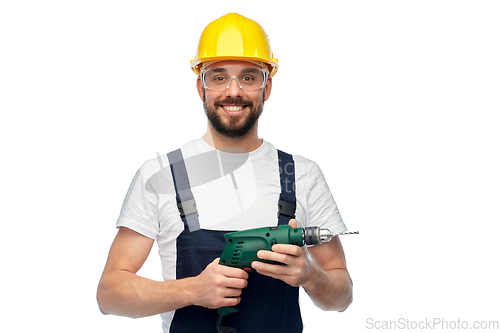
left=288, top=219, right=298, bottom=228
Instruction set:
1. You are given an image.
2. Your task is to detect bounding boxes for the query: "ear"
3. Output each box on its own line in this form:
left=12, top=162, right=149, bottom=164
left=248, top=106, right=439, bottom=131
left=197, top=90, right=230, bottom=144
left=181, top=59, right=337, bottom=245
left=196, top=76, right=204, bottom=101
left=264, top=77, right=272, bottom=101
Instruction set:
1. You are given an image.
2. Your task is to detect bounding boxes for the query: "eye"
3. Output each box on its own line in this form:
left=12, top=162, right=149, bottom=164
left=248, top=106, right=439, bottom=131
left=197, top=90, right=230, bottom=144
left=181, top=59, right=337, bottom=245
left=240, top=75, right=255, bottom=82
left=207, top=75, right=229, bottom=85
left=213, top=76, right=227, bottom=81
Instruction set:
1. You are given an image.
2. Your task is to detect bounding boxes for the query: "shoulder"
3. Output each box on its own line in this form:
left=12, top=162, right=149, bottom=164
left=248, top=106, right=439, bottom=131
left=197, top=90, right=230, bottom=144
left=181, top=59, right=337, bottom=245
left=136, top=155, right=164, bottom=180
left=292, top=154, right=320, bottom=171
left=292, top=155, right=328, bottom=193
left=264, top=140, right=324, bottom=178
left=264, top=141, right=318, bottom=165
left=137, top=138, right=206, bottom=175
left=286, top=151, right=323, bottom=180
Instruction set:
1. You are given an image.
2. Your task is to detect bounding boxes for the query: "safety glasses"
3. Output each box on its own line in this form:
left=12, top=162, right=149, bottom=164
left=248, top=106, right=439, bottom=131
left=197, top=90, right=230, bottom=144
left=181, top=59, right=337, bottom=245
left=201, top=64, right=269, bottom=92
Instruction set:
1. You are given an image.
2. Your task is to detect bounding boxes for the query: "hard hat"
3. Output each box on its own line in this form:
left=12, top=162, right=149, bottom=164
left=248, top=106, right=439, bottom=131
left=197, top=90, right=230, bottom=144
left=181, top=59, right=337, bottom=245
left=190, top=13, right=278, bottom=77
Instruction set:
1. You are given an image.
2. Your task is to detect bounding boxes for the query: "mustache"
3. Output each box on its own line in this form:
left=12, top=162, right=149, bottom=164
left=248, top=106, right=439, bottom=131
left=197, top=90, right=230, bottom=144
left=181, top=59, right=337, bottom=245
left=214, top=98, right=254, bottom=108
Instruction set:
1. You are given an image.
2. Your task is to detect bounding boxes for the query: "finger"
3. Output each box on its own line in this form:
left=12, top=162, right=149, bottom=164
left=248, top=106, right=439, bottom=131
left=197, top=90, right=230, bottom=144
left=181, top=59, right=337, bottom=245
left=253, top=269, right=284, bottom=281
left=225, top=276, right=248, bottom=289
left=222, top=297, right=241, bottom=307
left=222, top=285, right=245, bottom=297
left=252, top=262, right=304, bottom=287
left=215, top=258, right=249, bottom=279
left=212, top=295, right=241, bottom=308
left=225, top=267, right=249, bottom=279
left=257, top=249, right=291, bottom=265
left=251, top=261, right=290, bottom=276
left=288, top=219, right=298, bottom=228
left=271, top=244, right=304, bottom=256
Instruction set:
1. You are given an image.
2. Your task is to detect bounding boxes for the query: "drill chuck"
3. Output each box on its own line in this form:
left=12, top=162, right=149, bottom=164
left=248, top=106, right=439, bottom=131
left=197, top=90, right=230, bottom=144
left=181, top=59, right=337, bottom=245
left=303, top=227, right=334, bottom=245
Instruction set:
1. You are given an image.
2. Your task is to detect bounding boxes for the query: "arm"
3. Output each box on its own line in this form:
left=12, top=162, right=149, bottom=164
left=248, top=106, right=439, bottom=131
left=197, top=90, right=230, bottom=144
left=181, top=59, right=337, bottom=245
left=97, top=227, right=249, bottom=318
left=302, top=235, right=353, bottom=311
left=251, top=220, right=353, bottom=312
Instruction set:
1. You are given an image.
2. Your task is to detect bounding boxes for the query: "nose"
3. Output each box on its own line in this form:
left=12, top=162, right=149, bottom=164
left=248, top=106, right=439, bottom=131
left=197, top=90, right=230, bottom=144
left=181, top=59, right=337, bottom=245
left=225, top=77, right=243, bottom=98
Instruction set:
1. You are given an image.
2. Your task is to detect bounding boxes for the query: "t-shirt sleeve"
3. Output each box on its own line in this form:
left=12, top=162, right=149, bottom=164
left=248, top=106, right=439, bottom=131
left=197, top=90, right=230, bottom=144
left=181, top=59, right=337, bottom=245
left=116, top=162, right=160, bottom=239
left=305, top=161, right=347, bottom=236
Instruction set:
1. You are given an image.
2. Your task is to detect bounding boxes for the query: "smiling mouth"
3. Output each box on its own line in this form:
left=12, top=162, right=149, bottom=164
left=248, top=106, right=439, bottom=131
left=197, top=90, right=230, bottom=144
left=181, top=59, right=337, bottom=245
left=215, top=98, right=253, bottom=113
left=222, top=105, right=246, bottom=112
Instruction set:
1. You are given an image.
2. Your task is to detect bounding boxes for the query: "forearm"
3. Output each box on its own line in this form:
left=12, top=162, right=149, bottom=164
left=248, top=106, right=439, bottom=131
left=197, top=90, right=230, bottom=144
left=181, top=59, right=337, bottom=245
left=97, top=270, right=196, bottom=318
left=303, top=264, right=353, bottom=312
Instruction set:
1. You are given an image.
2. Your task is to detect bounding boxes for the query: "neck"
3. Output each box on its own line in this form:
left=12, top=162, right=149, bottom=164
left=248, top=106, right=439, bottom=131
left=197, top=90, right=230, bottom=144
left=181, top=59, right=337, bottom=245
left=203, top=122, right=262, bottom=152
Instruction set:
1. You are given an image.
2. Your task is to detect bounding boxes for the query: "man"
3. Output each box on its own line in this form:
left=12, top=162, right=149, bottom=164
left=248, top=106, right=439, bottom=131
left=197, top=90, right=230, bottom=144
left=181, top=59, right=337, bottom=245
left=97, top=13, right=352, bottom=333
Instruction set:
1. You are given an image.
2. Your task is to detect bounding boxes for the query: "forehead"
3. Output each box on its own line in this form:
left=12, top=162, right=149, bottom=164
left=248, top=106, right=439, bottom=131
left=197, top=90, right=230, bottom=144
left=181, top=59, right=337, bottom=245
left=205, top=60, right=263, bottom=72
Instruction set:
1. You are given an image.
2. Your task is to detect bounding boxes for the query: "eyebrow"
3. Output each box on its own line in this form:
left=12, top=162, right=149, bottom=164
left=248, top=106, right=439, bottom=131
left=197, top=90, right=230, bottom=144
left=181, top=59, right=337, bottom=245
left=241, top=68, right=260, bottom=74
left=210, top=68, right=227, bottom=73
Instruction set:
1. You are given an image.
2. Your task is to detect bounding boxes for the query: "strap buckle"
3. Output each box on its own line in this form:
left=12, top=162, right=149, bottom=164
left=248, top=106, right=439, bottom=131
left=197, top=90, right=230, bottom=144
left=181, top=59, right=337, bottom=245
left=277, top=199, right=296, bottom=218
left=178, top=199, right=198, bottom=218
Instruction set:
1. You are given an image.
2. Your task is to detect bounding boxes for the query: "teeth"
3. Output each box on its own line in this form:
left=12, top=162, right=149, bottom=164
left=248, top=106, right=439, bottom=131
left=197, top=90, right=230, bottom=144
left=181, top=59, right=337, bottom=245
left=223, top=106, right=244, bottom=112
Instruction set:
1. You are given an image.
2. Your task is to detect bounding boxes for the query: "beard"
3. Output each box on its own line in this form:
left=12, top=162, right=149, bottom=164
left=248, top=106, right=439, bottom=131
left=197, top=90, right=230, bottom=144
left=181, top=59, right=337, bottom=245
left=203, top=91, right=264, bottom=138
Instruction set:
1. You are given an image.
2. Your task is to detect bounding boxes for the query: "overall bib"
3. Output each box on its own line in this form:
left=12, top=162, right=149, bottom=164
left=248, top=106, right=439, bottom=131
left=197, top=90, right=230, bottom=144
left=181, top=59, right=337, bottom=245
left=167, top=149, right=303, bottom=333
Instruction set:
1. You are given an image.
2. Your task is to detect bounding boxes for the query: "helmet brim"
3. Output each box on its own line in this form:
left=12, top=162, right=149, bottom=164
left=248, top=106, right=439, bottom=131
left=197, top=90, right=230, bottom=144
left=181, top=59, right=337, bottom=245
left=190, top=56, right=278, bottom=77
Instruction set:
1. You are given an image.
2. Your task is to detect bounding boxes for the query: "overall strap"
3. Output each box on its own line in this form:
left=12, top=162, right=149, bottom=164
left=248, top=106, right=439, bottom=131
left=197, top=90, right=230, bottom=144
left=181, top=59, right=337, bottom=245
left=167, top=148, right=200, bottom=232
left=277, top=150, right=296, bottom=225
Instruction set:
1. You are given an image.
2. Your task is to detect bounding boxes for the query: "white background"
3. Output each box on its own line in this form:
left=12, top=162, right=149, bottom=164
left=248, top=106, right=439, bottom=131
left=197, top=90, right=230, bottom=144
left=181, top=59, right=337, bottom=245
left=1, top=1, right=499, bottom=332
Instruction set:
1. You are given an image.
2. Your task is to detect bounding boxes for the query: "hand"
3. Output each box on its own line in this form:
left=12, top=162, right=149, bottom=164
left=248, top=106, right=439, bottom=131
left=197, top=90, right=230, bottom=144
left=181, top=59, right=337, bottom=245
left=191, top=258, right=249, bottom=309
left=251, top=219, right=317, bottom=287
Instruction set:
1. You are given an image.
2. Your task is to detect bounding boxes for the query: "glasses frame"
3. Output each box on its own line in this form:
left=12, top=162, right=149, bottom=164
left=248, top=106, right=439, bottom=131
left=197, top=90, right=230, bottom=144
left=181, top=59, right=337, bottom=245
left=200, top=65, right=269, bottom=92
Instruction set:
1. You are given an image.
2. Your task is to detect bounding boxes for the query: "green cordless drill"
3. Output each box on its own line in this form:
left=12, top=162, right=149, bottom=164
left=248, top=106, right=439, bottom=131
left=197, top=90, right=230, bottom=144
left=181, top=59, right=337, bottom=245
left=217, top=225, right=334, bottom=317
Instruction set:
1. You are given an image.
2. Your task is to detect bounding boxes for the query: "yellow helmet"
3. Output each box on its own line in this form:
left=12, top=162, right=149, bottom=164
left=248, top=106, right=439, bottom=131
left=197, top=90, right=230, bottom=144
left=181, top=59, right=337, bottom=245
left=190, top=13, right=278, bottom=77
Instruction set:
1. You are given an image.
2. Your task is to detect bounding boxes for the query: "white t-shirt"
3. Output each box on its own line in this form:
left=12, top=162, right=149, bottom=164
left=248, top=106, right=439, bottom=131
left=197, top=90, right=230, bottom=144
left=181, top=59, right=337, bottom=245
left=116, top=137, right=347, bottom=330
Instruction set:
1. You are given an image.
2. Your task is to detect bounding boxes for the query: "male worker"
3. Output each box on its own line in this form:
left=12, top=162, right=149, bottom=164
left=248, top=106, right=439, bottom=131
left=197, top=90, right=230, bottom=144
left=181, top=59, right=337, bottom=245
left=97, top=13, right=352, bottom=333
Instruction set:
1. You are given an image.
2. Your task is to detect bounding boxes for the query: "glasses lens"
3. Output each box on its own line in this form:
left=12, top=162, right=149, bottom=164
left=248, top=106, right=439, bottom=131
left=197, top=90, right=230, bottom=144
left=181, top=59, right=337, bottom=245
left=203, top=68, right=266, bottom=91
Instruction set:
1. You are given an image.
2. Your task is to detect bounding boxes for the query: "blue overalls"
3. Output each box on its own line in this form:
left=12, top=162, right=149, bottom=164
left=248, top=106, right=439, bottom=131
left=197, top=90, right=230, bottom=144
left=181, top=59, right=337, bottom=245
left=167, top=148, right=303, bottom=333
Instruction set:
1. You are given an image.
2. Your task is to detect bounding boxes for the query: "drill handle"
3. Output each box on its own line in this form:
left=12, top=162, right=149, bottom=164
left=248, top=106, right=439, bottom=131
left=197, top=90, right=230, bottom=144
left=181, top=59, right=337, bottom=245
left=218, top=305, right=239, bottom=317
